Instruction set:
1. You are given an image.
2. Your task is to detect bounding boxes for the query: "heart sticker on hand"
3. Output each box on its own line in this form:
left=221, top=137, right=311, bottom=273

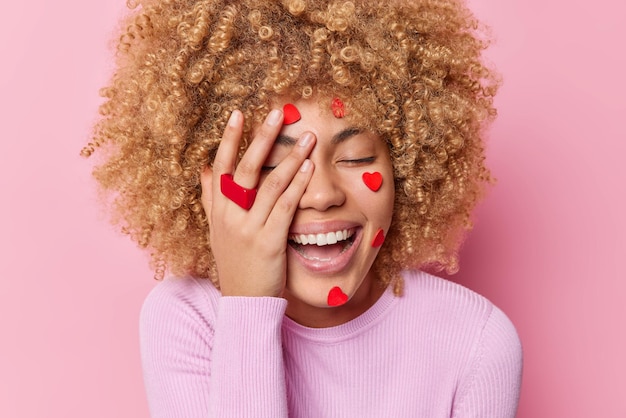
left=371, top=228, right=385, bottom=248
left=362, top=172, right=383, bottom=191
left=283, top=103, right=301, bottom=125
left=327, top=286, right=348, bottom=307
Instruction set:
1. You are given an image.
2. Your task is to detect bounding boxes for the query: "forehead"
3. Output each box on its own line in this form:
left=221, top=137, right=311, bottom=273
left=246, top=94, right=383, bottom=152
left=276, top=96, right=354, bottom=140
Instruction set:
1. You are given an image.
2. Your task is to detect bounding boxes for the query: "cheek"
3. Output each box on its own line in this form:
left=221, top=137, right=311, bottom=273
left=349, top=170, right=395, bottom=223
left=380, top=185, right=395, bottom=225
left=372, top=169, right=395, bottom=226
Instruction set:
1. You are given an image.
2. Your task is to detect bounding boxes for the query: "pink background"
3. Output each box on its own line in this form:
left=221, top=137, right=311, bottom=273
left=1, top=0, right=624, bottom=416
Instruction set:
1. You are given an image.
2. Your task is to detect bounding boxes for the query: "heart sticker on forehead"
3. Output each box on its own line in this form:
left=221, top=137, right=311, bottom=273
left=331, top=97, right=345, bottom=118
left=283, top=103, right=301, bottom=125
left=327, top=286, right=348, bottom=307
left=362, top=172, right=383, bottom=192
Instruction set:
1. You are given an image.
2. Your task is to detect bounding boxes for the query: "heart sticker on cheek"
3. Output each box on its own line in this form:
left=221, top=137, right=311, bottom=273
left=283, top=103, right=301, bottom=125
left=362, top=172, right=383, bottom=192
left=371, top=229, right=385, bottom=248
left=327, top=286, right=348, bottom=307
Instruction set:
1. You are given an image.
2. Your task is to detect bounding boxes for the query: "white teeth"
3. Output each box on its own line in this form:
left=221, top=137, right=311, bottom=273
left=289, top=229, right=354, bottom=246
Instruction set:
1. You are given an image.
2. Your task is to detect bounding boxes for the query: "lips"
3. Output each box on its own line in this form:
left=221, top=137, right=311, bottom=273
left=287, top=225, right=362, bottom=274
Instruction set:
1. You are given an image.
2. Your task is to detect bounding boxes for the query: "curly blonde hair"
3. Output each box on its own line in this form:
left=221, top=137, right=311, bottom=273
left=83, top=0, right=498, bottom=293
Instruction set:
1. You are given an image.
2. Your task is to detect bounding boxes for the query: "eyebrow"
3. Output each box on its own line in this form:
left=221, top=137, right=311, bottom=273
left=275, top=127, right=362, bottom=146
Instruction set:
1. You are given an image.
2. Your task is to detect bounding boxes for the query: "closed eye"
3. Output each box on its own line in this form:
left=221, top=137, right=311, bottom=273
left=340, top=157, right=376, bottom=165
left=264, top=157, right=376, bottom=171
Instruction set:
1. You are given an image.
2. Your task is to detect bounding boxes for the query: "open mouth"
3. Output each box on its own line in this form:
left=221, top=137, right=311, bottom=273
left=288, top=228, right=357, bottom=262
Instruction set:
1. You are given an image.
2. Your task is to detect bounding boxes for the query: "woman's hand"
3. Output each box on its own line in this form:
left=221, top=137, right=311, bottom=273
left=201, top=109, right=316, bottom=297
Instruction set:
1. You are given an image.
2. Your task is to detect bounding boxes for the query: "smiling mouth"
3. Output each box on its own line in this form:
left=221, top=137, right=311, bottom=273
left=288, top=229, right=357, bottom=262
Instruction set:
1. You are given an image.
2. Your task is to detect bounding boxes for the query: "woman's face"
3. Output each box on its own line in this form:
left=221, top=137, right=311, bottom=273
left=261, top=97, right=395, bottom=326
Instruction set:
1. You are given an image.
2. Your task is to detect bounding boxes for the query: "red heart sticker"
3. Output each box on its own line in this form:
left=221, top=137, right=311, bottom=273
left=283, top=103, right=301, bottom=125
left=371, top=228, right=385, bottom=248
left=362, top=172, right=383, bottom=191
left=327, top=286, right=348, bottom=307
left=331, top=97, right=345, bottom=118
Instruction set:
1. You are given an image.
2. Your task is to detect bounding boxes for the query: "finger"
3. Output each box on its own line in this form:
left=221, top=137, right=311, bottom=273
left=211, top=110, right=244, bottom=195
left=250, top=132, right=316, bottom=219
left=232, top=108, right=284, bottom=189
left=265, top=158, right=314, bottom=232
left=211, top=110, right=249, bottom=211
left=200, top=165, right=214, bottom=224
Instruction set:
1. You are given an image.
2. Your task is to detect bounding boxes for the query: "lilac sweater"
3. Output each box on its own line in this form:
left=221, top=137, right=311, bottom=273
left=140, top=271, right=522, bottom=417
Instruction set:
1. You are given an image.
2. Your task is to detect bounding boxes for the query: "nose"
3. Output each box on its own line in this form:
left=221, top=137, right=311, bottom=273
left=298, top=162, right=346, bottom=211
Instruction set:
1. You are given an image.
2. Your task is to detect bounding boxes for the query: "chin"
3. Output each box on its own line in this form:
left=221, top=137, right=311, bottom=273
left=284, top=269, right=362, bottom=308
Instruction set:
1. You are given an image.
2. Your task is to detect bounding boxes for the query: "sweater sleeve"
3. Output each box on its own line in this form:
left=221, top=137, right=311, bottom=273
left=139, top=279, right=289, bottom=418
left=452, top=306, right=523, bottom=418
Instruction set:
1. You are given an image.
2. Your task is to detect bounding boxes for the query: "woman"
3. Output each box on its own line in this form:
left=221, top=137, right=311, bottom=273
left=84, top=0, right=522, bottom=416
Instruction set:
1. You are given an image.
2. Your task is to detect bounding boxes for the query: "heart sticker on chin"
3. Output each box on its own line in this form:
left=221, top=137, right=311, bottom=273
left=362, top=172, right=383, bottom=191
left=283, top=103, right=301, bottom=125
left=327, top=286, right=348, bottom=307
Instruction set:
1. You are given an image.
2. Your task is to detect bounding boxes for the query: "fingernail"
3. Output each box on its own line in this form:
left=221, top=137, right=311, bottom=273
left=300, top=159, right=312, bottom=173
left=228, top=110, right=241, bottom=127
left=267, top=109, right=282, bottom=126
left=298, top=132, right=314, bottom=147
